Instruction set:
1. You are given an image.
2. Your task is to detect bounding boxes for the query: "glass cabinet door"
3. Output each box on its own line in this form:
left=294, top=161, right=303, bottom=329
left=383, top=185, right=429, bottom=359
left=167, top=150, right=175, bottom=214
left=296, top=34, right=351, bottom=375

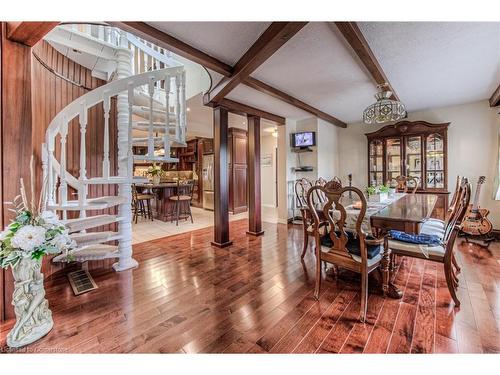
left=369, top=140, right=384, bottom=186
left=386, top=138, right=402, bottom=185
left=426, top=133, right=445, bottom=188
left=405, top=135, right=423, bottom=188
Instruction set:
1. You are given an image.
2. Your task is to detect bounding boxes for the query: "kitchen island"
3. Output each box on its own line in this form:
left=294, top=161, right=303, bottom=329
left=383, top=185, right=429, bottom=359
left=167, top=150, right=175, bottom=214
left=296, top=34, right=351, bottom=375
left=135, top=182, right=194, bottom=222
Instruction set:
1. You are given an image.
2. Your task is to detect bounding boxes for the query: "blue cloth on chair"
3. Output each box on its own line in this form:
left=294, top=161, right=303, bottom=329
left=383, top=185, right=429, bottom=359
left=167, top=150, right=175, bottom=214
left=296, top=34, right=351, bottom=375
left=389, top=230, right=441, bottom=245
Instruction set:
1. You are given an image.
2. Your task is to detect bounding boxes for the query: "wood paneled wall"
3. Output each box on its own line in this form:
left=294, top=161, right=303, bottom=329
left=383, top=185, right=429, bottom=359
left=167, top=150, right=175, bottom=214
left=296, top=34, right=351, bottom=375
left=2, top=40, right=118, bottom=321
left=1, top=24, right=34, bottom=321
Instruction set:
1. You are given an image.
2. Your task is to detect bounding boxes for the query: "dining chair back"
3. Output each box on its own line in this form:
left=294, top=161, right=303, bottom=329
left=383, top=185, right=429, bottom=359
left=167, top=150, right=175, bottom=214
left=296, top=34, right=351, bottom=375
left=389, top=175, right=419, bottom=194
left=169, top=179, right=194, bottom=226
left=307, top=180, right=384, bottom=322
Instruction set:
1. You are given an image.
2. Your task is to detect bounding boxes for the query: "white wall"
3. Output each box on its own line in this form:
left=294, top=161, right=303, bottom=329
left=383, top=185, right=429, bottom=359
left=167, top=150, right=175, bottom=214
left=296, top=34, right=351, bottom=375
left=338, top=100, right=500, bottom=228
left=261, top=134, right=277, bottom=207
left=317, top=118, right=340, bottom=181
left=277, top=119, right=296, bottom=223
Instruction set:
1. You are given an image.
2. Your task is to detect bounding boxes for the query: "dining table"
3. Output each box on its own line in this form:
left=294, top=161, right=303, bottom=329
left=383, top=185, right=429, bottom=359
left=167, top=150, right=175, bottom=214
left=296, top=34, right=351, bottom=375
left=313, top=192, right=438, bottom=299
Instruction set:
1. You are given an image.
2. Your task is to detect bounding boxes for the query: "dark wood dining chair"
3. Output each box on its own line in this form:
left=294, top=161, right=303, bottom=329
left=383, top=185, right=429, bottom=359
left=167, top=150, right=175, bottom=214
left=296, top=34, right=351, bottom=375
left=132, top=184, right=155, bottom=223
left=307, top=180, right=385, bottom=322
left=314, top=176, right=341, bottom=203
left=385, top=178, right=471, bottom=307
left=295, top=178, right=315, bottom=258
left=419, top=175, right=463, bottom=273
left=389, top=175, right=419, bottom=194
left=169, top=179, right=194, bottom=226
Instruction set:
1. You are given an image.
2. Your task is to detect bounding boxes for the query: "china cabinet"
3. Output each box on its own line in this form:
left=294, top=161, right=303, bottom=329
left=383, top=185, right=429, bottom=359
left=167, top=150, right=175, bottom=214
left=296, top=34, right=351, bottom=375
left=365, top=121, right=449, bottom=218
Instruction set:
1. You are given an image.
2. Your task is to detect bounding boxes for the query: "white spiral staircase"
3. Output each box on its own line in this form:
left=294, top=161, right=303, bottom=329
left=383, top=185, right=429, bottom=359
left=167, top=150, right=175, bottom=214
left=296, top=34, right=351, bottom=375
left=41, top=24, right=193, bottom=270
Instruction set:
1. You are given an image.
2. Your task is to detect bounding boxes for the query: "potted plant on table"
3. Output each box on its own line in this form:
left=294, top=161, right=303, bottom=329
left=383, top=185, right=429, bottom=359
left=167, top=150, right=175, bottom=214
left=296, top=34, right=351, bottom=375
left=0, top=164, right=75, bottom=348
left=366, top=184, right=390, bottom=202
left=147, top=164, right=163, bottom=185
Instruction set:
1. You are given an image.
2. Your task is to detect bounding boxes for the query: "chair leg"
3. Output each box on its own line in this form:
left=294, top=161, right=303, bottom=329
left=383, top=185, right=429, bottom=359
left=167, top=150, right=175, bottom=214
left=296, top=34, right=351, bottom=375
left=175, top=201, right=180, bottom=226
left=301, top=229, right=309, bottom=259
left=444, top=263, right=460, bottom=307
left=314, top=249, right=322, bottom=300
left=360, top=271, right=369, bottom=323
left=188, top=202, right=193, bottom=223
left=147, top=199, right=153, bottom=221
left=452, top=253, right=461, bottom=274
left=133, top=202, right=138, bottom=224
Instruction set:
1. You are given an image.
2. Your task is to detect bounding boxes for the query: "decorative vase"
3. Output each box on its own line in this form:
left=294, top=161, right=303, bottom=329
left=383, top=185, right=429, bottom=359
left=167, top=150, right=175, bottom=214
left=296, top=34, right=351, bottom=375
left=152, top=175, right=161, bottom=185
left=7, top=257, right=53, bottom=348
left=368, top=192, right=388, bottom=202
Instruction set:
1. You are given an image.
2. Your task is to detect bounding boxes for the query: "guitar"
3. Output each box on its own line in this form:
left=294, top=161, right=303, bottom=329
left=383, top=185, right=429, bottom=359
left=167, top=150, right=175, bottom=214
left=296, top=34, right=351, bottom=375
left=461, top=176, right=493, bottom=236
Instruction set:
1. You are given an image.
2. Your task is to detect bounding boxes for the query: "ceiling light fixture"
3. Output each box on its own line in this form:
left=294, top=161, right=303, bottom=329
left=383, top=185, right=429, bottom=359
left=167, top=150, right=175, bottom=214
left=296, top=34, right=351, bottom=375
left=363, top=83, right=406, bottom=124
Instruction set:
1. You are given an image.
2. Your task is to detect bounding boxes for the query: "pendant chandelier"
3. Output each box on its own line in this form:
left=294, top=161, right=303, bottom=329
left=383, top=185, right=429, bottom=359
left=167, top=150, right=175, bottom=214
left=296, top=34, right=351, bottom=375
left=363, top=83, right=406, bottom=124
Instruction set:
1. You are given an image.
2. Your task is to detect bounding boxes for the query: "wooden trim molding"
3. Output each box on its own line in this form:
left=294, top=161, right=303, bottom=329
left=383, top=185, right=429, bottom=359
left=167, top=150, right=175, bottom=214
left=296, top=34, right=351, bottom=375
left=244, top=77, right=346, bottom=128
left=217, top=98, right=285, bottom=125
left=489, top=84, right=500, bottom=107
left=334, top=22, right=400, bottom=102
left=204, top=22, right=307, bottom=104
left=112, top=22, right=345, bottom=127
left=6, top=22, right=59, bottom=47
left=246, top=115, right=264, bottom=236
left=212, top=107, right=232, bottom=248
left=365, top=120, right=450, bottom=139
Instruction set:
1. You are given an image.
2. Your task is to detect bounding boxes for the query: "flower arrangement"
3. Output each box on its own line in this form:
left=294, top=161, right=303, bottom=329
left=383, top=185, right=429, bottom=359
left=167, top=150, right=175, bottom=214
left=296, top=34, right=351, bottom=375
left=146, top=164, right=163, bottom=177
left=0, top=159, right=75, bottom=269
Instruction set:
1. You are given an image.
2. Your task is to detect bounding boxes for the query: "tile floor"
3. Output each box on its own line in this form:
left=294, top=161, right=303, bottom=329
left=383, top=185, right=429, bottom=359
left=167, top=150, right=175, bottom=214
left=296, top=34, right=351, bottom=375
left=132, top=205, right=279, bottom=244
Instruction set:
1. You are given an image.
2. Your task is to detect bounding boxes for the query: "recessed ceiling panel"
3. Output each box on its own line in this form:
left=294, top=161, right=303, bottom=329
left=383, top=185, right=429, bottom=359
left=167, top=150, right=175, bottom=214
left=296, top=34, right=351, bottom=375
left=358, top=22, right=500, bottom=111
left=251, top=22, right=376, bottom=124
left=147, top=22, right=271, bottom=66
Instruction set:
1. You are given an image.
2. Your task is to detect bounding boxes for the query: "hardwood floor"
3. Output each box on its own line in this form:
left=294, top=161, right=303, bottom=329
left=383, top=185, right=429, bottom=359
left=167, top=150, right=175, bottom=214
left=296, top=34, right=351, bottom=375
left=1, top=219, right=499, bottom=353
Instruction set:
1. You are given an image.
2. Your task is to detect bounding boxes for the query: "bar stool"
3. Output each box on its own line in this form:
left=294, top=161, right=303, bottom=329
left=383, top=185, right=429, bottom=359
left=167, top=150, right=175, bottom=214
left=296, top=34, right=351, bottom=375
left=169, top=180, right=194, bottom=226
left=132, top=184, right=155, bottom=223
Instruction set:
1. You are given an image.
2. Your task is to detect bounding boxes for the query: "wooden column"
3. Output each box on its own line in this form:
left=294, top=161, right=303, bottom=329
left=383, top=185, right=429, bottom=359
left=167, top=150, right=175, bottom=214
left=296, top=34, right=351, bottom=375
left=246, top=115, right=264, bottom=236
left=1, top=23, right=33, bottom=321
left=211, top=106, right=232, bottom=248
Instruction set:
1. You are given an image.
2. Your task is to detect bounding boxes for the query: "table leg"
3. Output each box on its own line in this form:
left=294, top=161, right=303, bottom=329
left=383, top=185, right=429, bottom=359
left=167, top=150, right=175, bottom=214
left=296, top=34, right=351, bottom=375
left=381, top=236, right=403, bottom=299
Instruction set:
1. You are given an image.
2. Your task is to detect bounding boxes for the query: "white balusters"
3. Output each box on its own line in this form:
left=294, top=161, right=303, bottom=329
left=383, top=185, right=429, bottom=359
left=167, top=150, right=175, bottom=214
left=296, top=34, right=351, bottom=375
left=164, top=75, right=171, bottom=159
left=148, top=77, right=155, bottom=158
left=180, top=71, right=187, bottom=141
left=59, top=118, right=68, bottom=219
left=79, top=102, right=87, bottom=181
left=103, top=92, right=111, bottom=179
left=46, top=139, right=55, bottom=205
left=128, top=83, right=135, bottom=176
left=175, top=74, right=181, bottom=142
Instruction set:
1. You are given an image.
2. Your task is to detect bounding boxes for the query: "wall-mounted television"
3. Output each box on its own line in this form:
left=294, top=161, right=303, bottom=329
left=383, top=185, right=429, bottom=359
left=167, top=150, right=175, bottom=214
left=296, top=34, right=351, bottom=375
left=291, top=131, right=316, bottom=148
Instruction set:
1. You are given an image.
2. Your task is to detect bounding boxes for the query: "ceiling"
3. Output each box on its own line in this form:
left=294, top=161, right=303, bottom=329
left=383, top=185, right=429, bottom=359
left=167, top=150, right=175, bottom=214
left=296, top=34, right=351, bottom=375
left=146, top=21, right=500, bottom=125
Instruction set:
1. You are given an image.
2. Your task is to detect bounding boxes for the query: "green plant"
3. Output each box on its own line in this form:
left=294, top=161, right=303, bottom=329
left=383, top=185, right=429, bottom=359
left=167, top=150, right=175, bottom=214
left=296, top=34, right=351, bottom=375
left=366, top=186, right=377, bottom=196
left=147, top=164, right=163, bottom=177
left=378, top=184, right=390, bottom=194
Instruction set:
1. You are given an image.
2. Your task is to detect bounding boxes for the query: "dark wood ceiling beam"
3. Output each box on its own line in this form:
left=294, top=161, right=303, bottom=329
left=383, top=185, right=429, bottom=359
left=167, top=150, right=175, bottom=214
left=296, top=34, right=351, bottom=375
left=334, top=22, right=400, bottom=101
left=108, top=21, right=233, bottom=76
left=489, top=84, right=500, bottom=107
left=204, top=22, right=307, bottom=105
left=214, top=98, right=285, bottom=125
left=6, top=22, right=59, bottom=47
left=244, top=77, right=346, bottom=128
left=112, top=22, right=345, bottom=127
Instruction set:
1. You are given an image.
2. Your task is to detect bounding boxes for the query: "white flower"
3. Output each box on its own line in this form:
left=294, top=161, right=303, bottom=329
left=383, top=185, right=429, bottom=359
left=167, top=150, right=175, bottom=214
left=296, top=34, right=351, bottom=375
left=50, top=233, right=75, bottom=253
left=0, top=230, right=8, bottom=241
left=40, top=211, right=60, bottom=225
left=11, top=225, right=46, bottom=252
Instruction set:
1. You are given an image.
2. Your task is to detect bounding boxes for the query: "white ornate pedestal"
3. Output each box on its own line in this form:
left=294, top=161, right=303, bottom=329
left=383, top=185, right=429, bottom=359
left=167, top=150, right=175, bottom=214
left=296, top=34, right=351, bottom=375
left=7, top=257, right=53, bottom=348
